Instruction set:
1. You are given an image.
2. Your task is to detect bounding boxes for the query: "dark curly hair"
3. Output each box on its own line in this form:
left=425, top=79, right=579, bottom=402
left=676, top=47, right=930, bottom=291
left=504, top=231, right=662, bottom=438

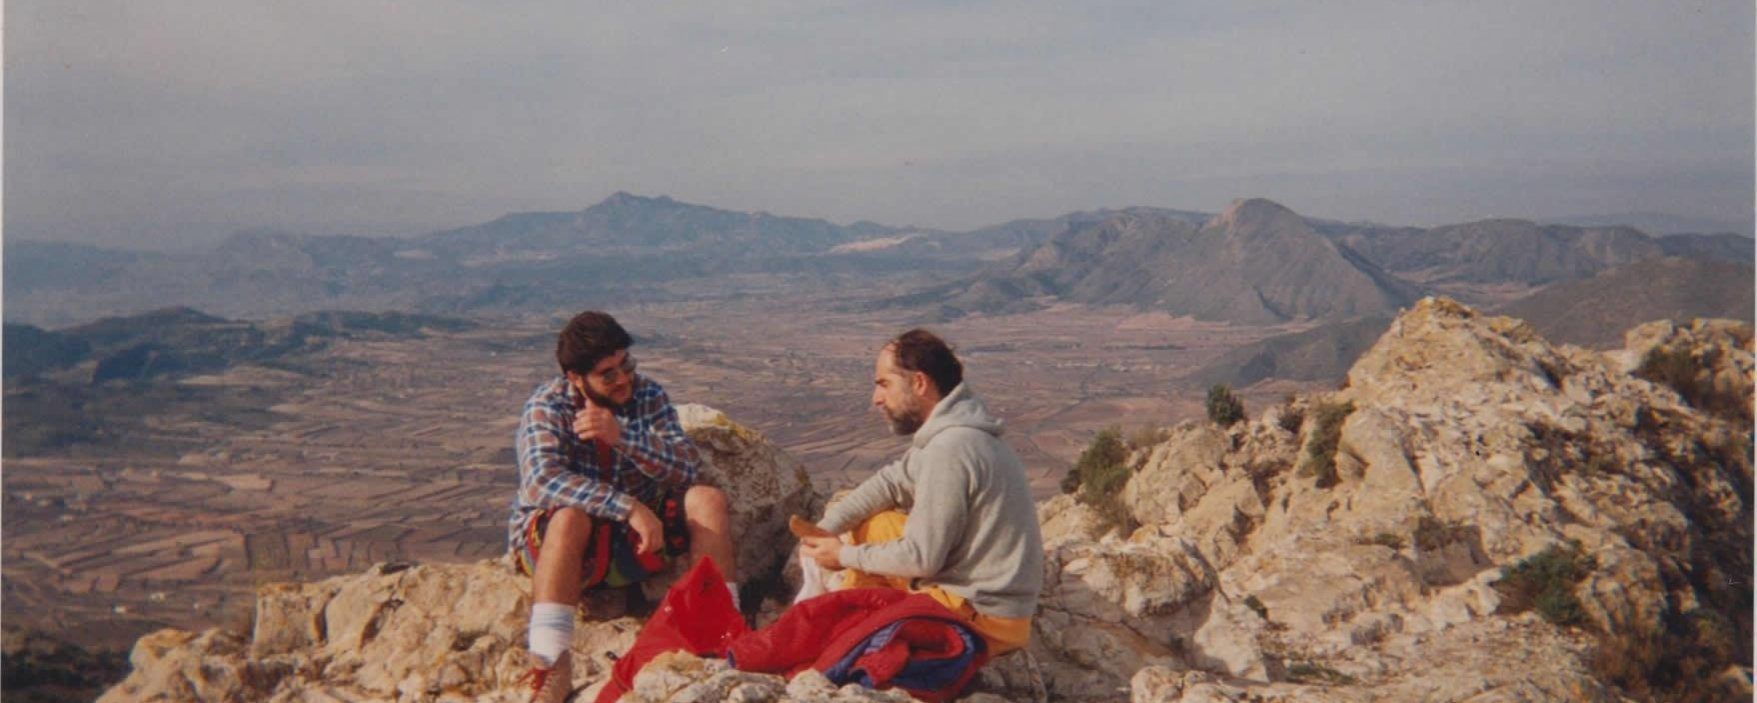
left=556, top=311, right=632, bottom=376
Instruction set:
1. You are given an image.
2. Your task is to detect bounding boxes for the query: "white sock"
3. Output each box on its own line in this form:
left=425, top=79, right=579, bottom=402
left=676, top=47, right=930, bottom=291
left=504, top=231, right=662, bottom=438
left=528, top=602, right=574, bottom=666
left=726, top=581, right=742, bottom=611
left=794, top=558, right=827, bottom=604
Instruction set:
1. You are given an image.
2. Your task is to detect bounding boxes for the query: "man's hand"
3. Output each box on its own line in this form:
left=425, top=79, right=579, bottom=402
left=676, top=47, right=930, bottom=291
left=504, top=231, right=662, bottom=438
left=574, top=398, right=622, bottom=447
left=627, top=501, right=663, bottom=555
left=799, top=534, right=844, bottom=571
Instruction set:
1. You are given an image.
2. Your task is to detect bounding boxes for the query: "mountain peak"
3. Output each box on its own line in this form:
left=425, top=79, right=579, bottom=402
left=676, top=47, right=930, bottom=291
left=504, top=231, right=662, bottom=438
left=1208, top=197, right=1302, bottom=232
left=594, top=191, right=678, bottom=210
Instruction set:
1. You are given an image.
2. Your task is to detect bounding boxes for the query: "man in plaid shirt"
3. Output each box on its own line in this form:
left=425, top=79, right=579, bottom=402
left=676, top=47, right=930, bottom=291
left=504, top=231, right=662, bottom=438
left=510, top=311, right=735, bottom=703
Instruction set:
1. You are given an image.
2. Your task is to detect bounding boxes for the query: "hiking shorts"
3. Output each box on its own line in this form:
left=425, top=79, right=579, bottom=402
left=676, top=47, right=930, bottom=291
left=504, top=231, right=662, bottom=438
left=515, top=494, right=690, bottom=589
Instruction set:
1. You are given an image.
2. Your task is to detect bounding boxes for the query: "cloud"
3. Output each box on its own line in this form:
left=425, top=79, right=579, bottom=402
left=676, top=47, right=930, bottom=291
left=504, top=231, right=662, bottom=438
left=7, top=0, right=1752, bottom=246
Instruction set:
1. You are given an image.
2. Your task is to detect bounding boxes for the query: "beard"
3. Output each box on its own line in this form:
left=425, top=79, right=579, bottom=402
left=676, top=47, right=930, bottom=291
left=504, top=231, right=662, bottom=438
left=883, top=398, right=927, bottom=436
left=579, top=382, right=629, bottom=411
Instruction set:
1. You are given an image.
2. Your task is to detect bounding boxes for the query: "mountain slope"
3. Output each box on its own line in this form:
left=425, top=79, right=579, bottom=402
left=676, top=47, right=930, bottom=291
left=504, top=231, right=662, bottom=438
left=1494, top=257, right=1754, bottom=347
left=1547, top=211, right=1755, bottom=237
left=1658, top=232, right=1755, bottom=264
left=935, top=198, right=1422, bottom=323
left=1191, top=315, right=1393, bottom=387
left=1328, top=219, right=1664, bottom=286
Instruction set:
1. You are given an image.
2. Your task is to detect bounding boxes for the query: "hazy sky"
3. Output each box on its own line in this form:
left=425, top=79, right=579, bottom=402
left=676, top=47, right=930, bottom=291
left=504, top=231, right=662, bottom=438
left=8, top=1, right=1754, bottom=248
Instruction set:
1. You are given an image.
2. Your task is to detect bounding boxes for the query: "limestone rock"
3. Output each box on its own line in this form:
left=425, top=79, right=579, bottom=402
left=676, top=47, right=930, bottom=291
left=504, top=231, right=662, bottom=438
left=100, top=404, right=816, bottom=703
left=99, top=309, right=1752, bottom=703
left=675, top=403, right=823, bottom=588
left=1037, top=493, right=1114, bottom=547
left=97, top=629, right=280, bottom=703
left=623, top=652, right=924, bottom=703
left=1027, top=299, right=1750, bottom=701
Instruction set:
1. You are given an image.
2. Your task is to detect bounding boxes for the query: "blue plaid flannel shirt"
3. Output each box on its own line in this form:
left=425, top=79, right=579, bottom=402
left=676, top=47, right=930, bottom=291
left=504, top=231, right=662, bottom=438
left=506, top=374, right=701, bottom=554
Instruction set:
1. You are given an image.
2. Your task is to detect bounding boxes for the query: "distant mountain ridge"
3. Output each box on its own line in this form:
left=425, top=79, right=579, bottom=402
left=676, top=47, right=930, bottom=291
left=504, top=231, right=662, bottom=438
left=421, top=192, right=889, bottom=259
left=8, top=192, right=1751, bottom=329
left=3, top=307, right=475, bottom=382
left=1546, top=211, right=1755, bottom=237
left=928, top=198, right=1422, bottom=323
left=1495, top=257, right=1755, bottom=348
left=1656, top=232, right=1755, bottom=263
left=1191, top=255, right=1754, bottom=389
left=3, top=194, right=939, bottom=325
left=1324, top=219, right=1665, bottom=286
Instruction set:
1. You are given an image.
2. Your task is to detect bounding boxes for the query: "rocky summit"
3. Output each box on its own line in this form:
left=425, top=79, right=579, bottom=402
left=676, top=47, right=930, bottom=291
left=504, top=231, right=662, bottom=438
left=101, top=300, right=1753, bottom=702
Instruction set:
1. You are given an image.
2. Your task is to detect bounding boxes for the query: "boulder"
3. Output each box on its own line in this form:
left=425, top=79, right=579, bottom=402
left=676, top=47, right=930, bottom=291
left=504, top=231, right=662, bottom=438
left=673, top=403, right=822, bottom=590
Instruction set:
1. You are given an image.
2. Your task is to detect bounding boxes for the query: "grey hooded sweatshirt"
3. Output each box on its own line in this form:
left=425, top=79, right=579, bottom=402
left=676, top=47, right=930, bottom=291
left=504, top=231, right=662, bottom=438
left=818, top=383, right=1044, bottom=619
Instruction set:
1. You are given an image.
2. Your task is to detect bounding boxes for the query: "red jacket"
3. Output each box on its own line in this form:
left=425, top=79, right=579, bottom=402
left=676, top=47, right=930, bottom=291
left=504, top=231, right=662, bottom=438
left=729, top=589, right=989, bottom=702
left=595, top=562, right=988, bottom=703
left=727, top=587, right=911, bottom=675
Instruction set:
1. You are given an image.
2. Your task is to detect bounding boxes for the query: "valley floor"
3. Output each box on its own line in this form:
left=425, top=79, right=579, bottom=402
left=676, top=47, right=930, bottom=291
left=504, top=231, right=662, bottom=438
left=2, top=294, right=1318, bottom=649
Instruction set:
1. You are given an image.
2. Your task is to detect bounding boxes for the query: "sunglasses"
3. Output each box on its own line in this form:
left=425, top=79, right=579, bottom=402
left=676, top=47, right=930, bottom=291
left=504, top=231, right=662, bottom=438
left=592, top=354, right=637, bottom=384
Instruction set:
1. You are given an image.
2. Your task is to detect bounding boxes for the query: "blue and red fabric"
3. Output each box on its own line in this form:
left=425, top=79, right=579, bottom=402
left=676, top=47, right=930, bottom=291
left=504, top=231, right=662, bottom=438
left=592, top=559, right=990, bottom=703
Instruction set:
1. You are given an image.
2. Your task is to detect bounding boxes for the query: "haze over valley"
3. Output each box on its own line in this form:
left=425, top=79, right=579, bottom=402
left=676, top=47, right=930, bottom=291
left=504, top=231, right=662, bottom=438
left=5, top=193, right=1751, bottom=660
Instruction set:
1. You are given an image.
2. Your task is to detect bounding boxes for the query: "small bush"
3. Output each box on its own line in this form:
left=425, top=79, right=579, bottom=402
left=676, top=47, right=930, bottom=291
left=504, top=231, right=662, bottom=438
left=1206, top=384, right=1246, bottom=427
left=1301, top=400, right=1354, bottom=488
left=1243, top=595, right=1269, bottom=619
left=1493, top=541, right=1596, bottom=628
left=1070, top=426, right=1133, bottom=530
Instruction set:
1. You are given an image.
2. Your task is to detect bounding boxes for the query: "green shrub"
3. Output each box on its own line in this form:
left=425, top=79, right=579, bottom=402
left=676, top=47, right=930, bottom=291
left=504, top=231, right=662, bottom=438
left=1243, top=595, right=1269, bottom=619
left=1493, top=541, right=1596, bottom=628
left=1069, top=426, right=1132, bottom=530
left=1301, top=400, right=1354, bottom=488
left=1206, top=384, right=1246, bottom=427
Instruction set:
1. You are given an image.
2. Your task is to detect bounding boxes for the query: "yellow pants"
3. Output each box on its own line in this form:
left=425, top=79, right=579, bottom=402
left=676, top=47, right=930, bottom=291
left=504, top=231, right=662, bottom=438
left=836, top=510, right=1032, bottom=655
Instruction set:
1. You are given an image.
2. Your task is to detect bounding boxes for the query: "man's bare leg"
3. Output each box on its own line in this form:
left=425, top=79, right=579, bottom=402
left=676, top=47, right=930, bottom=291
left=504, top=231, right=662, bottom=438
left=683, top=485, right=739, bottom=608
left=528, top=507, right=590, bottom=674
left=533, top=507, right=592, bottom=604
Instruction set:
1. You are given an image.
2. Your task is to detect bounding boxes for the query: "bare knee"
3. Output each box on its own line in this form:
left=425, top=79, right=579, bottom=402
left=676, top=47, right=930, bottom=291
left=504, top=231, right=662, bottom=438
left=542, top=507, right=593, bottom=548
left=684, top=485, right=729, bottom=521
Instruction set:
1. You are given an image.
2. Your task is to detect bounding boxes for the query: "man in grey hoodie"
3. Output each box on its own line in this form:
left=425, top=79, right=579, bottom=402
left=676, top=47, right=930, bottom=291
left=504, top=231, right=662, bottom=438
left=798, top=329, right=1044, bottom=654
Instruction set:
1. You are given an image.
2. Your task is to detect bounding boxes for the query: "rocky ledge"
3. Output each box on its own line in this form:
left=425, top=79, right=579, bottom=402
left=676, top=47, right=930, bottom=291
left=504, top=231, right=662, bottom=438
left=101, top=300, right=1753, bottom=702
